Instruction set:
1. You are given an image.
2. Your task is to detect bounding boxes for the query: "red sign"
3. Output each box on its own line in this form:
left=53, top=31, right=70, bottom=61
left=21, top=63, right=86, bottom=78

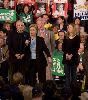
left=52, top=0, right=68, bottom=18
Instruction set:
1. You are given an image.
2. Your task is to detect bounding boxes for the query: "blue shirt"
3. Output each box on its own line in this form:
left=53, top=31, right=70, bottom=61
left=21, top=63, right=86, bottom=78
left=30, top=38, right=36, bottom=59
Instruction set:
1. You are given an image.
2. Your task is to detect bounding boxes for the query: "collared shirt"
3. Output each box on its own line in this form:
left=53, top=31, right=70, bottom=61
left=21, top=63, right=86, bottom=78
left=78, top=52, right=84, bottom=64
left=30, top=38, right=36, bottom=59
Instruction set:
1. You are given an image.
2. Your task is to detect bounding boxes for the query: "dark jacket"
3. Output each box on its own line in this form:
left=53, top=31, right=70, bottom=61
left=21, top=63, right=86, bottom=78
left=36, top=36, right=51, bottom=67
left=8, top=30, right=29, bottom=63
left=62, top=35, right=80, bottom=65
left=29, top=36, right=51, bottom=68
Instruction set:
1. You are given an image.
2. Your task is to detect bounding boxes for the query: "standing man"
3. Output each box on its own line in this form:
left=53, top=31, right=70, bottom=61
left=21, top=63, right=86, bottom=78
left=36, top=18, right=55, bottom=80
left=8, top=20, right=29, bottom=83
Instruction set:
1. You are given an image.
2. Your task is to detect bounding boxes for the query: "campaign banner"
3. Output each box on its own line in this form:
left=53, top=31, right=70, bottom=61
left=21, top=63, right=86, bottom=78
left=0, top=9, right=16, bottom=22
left=52, top=50, right=64, bottom=76
left=74, top=4, right=88, bottom=20
left=52, top=0, right=68, bottom=18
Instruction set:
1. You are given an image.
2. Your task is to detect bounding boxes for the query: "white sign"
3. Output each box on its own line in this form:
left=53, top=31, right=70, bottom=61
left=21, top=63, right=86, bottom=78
left=54, top=0, right=67, bottom=3
left=74, top=4, right=88, bottom=20
left=76, top=0, right=86, bottom=5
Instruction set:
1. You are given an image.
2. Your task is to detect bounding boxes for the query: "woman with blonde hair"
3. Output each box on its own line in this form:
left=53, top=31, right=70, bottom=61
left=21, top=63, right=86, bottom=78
left=25, top=24, right=52, bottom=86
left=62, top=23, right=80, bottom=98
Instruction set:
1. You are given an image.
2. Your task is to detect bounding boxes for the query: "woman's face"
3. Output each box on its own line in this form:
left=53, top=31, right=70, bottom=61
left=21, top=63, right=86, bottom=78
left=24, top=6, right=29, bottom=13
left=57, top=17, right=64, bottom=24
left=5, top=24, right=11, bottom=31
left=67, top=24, right=74, bottom=33
left=36, top=20, right=44, bottom=30
left=30, top=27, right=37, bottom=37
left=75, top=18, right=80, bottom=25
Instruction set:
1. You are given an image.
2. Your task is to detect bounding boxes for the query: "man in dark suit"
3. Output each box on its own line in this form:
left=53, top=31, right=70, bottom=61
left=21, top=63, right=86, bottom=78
left=26, top=24, right=52, bottom=86
left=8, top=20, right=29, bottom=83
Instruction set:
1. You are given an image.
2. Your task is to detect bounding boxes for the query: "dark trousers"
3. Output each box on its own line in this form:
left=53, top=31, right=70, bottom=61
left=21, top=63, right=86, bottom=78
left=0, top=60, right=9, bottom=83
left=9, top=60, right=28, bottom=84
left=64, top=64, right=77, bottom=94
left=27, top=59, right=46, bottom=86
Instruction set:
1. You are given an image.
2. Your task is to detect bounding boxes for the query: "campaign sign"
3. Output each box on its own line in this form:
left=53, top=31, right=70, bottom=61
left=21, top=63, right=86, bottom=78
left=74, top=4, right=88, bottom=20
left=0, top=9, right=16, bottom=22
left=52, top=51, right=64, bottom=76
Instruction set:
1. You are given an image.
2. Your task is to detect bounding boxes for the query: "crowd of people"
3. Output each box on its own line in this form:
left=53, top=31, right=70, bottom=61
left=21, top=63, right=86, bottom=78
left=0, top=0, right=88, bottom=100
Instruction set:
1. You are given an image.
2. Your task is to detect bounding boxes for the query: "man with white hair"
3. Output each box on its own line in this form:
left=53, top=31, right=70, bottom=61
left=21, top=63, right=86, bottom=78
left=8, top=20, right=29, bottom=83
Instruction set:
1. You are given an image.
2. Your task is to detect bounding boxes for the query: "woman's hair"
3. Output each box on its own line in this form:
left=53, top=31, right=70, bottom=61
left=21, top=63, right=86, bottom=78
left=3, top=22, right=11, bottom=28
left=23, top=86, right=32, bottom=100
left=66, top=23, right=76, bottom=37
left=29, top=24, right=38, bottom=31
left=12, top=72, right=23, bottom=84
left=74, top=17, right=81, bottom=25
left=23, top=4, right=31, bottom=13
left=57, top=16, right=66, bottom=25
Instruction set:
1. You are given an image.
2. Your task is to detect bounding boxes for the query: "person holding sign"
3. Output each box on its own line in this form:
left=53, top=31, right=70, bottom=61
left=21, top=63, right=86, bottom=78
left=19, top=4, right=33, bottom=32
left=62, top=23, right=80, bottom=97
left=52, top=41, right=64, bottom=79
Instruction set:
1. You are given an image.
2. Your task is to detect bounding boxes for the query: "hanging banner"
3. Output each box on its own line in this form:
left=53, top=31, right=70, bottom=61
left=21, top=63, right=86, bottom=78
left=52, top=0, right=68, bottom=18
left=35, top=3, right=47, bottom=17
left=35, top=0, right=49, bottom=17
left=51, top=50, right=64, bottom=76
left=0, top=0, right=15, bottom=9
left=0, top=9, right=16, bottom=22
left=17, top=0, right=35, bottom=4
left=74, top=0, right=88, bottom=20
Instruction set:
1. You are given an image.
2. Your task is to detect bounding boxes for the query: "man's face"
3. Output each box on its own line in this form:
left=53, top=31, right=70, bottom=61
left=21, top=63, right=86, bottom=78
left=43, top=15, right=49, bottom=23
left=16, top=21, right=25, bottom=32
left=58, top=43, right=62, bottom=51
left=59, top=32, right=64, bottom=40
left=0, top=31, right=6, bottom=38
left=0, top=38, right=4, bottom=47
left=4, top=0, right=9, bottom=8
left=53, top=26, right=58, bottom=33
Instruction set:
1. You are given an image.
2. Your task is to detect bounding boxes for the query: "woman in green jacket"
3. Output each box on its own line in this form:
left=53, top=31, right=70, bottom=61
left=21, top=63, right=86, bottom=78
left=19, top=4, right=33, bottom=32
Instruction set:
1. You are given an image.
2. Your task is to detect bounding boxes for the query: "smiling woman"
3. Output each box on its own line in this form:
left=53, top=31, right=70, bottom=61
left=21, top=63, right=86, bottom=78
left=25, top=24, right=52, bottom=86
left=62, top=23, right=80, bottom=97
